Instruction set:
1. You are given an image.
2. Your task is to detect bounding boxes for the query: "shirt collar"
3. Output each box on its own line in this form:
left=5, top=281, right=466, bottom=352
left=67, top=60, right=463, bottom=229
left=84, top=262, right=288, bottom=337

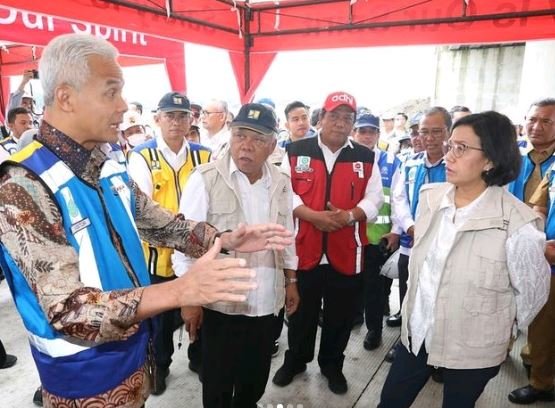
left=155, top=133, right=190, bottom=157
left=229, top=156, right=271, bottom=187
left=439, top=183, right=490, bottom=214
left=424, top=153, right=444, bottom=167
left=317, top=131, right=353, bottom=152
left=37, top=121, right=94, bottom=177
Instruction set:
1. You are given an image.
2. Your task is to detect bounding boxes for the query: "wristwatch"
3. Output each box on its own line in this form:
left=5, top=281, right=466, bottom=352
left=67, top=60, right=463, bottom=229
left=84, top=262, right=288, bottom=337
left=285, top=277, right=298, bottom=286
left=347, top=210, right=356, bottom=226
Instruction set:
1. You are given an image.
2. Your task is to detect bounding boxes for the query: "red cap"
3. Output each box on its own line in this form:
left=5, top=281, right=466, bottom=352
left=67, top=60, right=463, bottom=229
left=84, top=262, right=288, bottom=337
left=323, top=91, right=357, bottom=112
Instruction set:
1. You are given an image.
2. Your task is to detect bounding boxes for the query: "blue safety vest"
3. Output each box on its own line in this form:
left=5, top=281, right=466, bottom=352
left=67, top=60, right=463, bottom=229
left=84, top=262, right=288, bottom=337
left=0, top=140, right=151, bottom=399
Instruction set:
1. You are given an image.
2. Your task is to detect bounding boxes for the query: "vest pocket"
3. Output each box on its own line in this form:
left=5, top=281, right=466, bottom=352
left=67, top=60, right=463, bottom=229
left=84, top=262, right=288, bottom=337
left=461, top=289, right=512, bottom=347
left=292, top=174, right=313, bottom=196
left=474, top=232, right=509, bottom=291
left=209, top=200, right=237, bottom=230
left=151, top=170, right=169, bottom=192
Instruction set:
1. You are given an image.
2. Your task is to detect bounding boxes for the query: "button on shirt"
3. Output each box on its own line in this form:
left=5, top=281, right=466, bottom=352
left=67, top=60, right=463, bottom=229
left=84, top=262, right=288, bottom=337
left=409, top=185, right=549, bottom=355
left=127, top=134, right=191, bottom=197
left=172, top=160, right=298, bottom=317
left=281, top=134, right=384, bottom=264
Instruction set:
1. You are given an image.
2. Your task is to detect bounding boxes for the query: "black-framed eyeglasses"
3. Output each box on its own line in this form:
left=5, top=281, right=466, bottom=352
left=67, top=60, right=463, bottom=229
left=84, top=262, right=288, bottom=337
left=192, top=111, right=200, bottom=119
left=444, top=140, right=484, bottom=158
left=201, top=110, right=224, bottom=116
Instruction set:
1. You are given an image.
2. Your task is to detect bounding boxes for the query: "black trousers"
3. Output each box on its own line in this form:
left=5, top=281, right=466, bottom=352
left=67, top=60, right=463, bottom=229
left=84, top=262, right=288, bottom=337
left=150, top=275, right=183, bottom=370
left=285, top=264, right=362, bottom=371
left=358, top=244, right=389, bottom=332
left=188, top=332, right=203, bottom=369
left=202, top=308, right=275, bottom=408
left=273, top=307, right=285, bottom=342
left=0, top=339, right=6, bottom=365
left=379, top=343, right=500, bottom=408
left=398, top=254, right=410, bottom=308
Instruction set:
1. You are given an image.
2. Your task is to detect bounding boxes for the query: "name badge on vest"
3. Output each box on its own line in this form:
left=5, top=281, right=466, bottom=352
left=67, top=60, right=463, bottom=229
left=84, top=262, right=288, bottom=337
left=295, top=156, right=313, bottom=173
left=111, top=177, right=128, bottom=196
left=353, top=161, right=364, bottom=178
left=71, top=218, right=91, bottom=235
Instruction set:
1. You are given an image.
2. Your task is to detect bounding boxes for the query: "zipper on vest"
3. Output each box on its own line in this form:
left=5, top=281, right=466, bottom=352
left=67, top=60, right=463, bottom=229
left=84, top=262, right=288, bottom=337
left=322, top=161, right=335, bottom=257
left=97, top=185, right=141, bottom=288
left=173, top=167, right=182, bottom=203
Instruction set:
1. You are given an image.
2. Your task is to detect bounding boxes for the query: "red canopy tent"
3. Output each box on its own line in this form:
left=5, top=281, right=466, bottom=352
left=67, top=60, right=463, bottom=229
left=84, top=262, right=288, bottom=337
left=1, top=0, right=555, bottom=109
left=0, top=4, right=186, bottom=118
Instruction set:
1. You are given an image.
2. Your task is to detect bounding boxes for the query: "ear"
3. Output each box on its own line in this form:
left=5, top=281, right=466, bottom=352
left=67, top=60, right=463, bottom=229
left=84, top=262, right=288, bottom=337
left=55, top=84, right=75, bottom=113
left=483, top=160, right=494, bottom=171
left=154, top=113, right=161, bottom=126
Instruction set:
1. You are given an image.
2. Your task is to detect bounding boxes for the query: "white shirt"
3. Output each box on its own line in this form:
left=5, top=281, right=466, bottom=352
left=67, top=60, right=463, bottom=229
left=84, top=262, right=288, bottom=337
left=391, top=160, right=415, bottom=253
left=127, top=134, right=191, bottom=197
left=281, top=134, right=384, bottom=264
left=392, top=153, right=444, bottom=256
left=201, top=127, right=230, bottom=161
left=281, top=134, right=384, bottom=220
left=172, top=159, right=298, bottom=317
left=409, top=185, right=550, bottom=355
left=0, top=147, right=10, bottom=163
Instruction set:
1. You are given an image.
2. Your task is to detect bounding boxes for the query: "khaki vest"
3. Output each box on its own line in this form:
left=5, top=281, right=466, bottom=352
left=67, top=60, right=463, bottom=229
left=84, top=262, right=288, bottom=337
left=401, top=183, right=541, bottom=369
left=197, top=152, right=291, bottom=316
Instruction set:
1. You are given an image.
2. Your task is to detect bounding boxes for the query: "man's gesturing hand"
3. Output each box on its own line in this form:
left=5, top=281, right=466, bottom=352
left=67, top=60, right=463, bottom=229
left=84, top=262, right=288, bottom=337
left=176, top=238, right=257, bottom=305
left=219, top=223, right=293, bottom=253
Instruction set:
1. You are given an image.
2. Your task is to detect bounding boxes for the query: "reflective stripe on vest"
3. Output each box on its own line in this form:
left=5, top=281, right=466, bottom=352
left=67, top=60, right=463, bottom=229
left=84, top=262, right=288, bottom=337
left=0, top=140, right=150, bottom=399
left=136, top=140, right=211, bottom=277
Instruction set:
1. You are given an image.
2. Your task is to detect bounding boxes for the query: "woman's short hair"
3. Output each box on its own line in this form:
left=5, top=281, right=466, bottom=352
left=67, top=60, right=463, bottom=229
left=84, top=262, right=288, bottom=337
left=452, top=111, right=521, bottom=186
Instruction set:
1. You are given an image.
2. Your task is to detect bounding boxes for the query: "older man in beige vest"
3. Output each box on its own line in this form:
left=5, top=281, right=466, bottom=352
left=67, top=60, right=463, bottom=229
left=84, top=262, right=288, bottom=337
left=173, top=102, right=299, bottom=408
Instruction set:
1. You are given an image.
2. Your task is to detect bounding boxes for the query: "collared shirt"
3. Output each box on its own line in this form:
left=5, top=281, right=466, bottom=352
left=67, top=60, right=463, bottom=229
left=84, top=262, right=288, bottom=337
left=281, top=133, right=383, bottom=264
left=172, top=158, right=298, bottom=317
left=201, top=126, right=230, bottom=161
left=391, top=152, right=443, bottom=256
left=0, top=121, right=219, bottom=408
left=524, top=142, right=555, bottom=203
left=127, top=133, right=191, bottom=197
left=529, top=173, right=550, bottom=208
left=409, top=185, right=549, bottom=355
left=281, top=133, right=384, bottom=220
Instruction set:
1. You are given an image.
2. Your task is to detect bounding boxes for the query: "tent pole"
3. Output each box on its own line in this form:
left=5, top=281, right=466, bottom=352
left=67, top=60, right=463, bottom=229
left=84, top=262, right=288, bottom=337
left=251, top=8, right=555, bottom=37
left=104, top=0, right=239, bottom=34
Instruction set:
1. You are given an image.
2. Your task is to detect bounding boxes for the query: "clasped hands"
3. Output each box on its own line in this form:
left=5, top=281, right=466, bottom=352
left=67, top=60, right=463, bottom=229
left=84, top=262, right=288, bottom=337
left=310, top=201, right=352, bottom=232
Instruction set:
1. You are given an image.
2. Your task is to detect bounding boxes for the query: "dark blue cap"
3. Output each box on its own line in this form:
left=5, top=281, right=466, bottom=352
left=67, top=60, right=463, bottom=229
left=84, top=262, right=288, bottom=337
left=354, top=113, right=380, bottom=130
left=157, top=92, right=191, bottom=112
left=231, top=103, right=277, bottom=135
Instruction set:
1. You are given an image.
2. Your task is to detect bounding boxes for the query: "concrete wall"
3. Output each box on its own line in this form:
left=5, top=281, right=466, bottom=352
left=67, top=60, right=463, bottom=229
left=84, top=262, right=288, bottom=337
left=433, top=44, right=525, bottom=120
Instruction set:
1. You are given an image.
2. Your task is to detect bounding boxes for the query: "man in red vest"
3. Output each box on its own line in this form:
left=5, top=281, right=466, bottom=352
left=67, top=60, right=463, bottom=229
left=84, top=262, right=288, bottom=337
left=273, top=91, right=384, bottom=394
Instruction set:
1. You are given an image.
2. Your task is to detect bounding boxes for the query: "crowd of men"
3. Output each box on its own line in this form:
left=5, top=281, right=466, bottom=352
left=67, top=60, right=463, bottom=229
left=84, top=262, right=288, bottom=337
left=0, top=33, right=554, bottom=408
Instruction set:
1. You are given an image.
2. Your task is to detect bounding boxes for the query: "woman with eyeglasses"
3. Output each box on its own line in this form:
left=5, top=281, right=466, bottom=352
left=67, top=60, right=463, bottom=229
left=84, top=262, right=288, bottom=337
left=379, top=111, right=551, bottom=408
